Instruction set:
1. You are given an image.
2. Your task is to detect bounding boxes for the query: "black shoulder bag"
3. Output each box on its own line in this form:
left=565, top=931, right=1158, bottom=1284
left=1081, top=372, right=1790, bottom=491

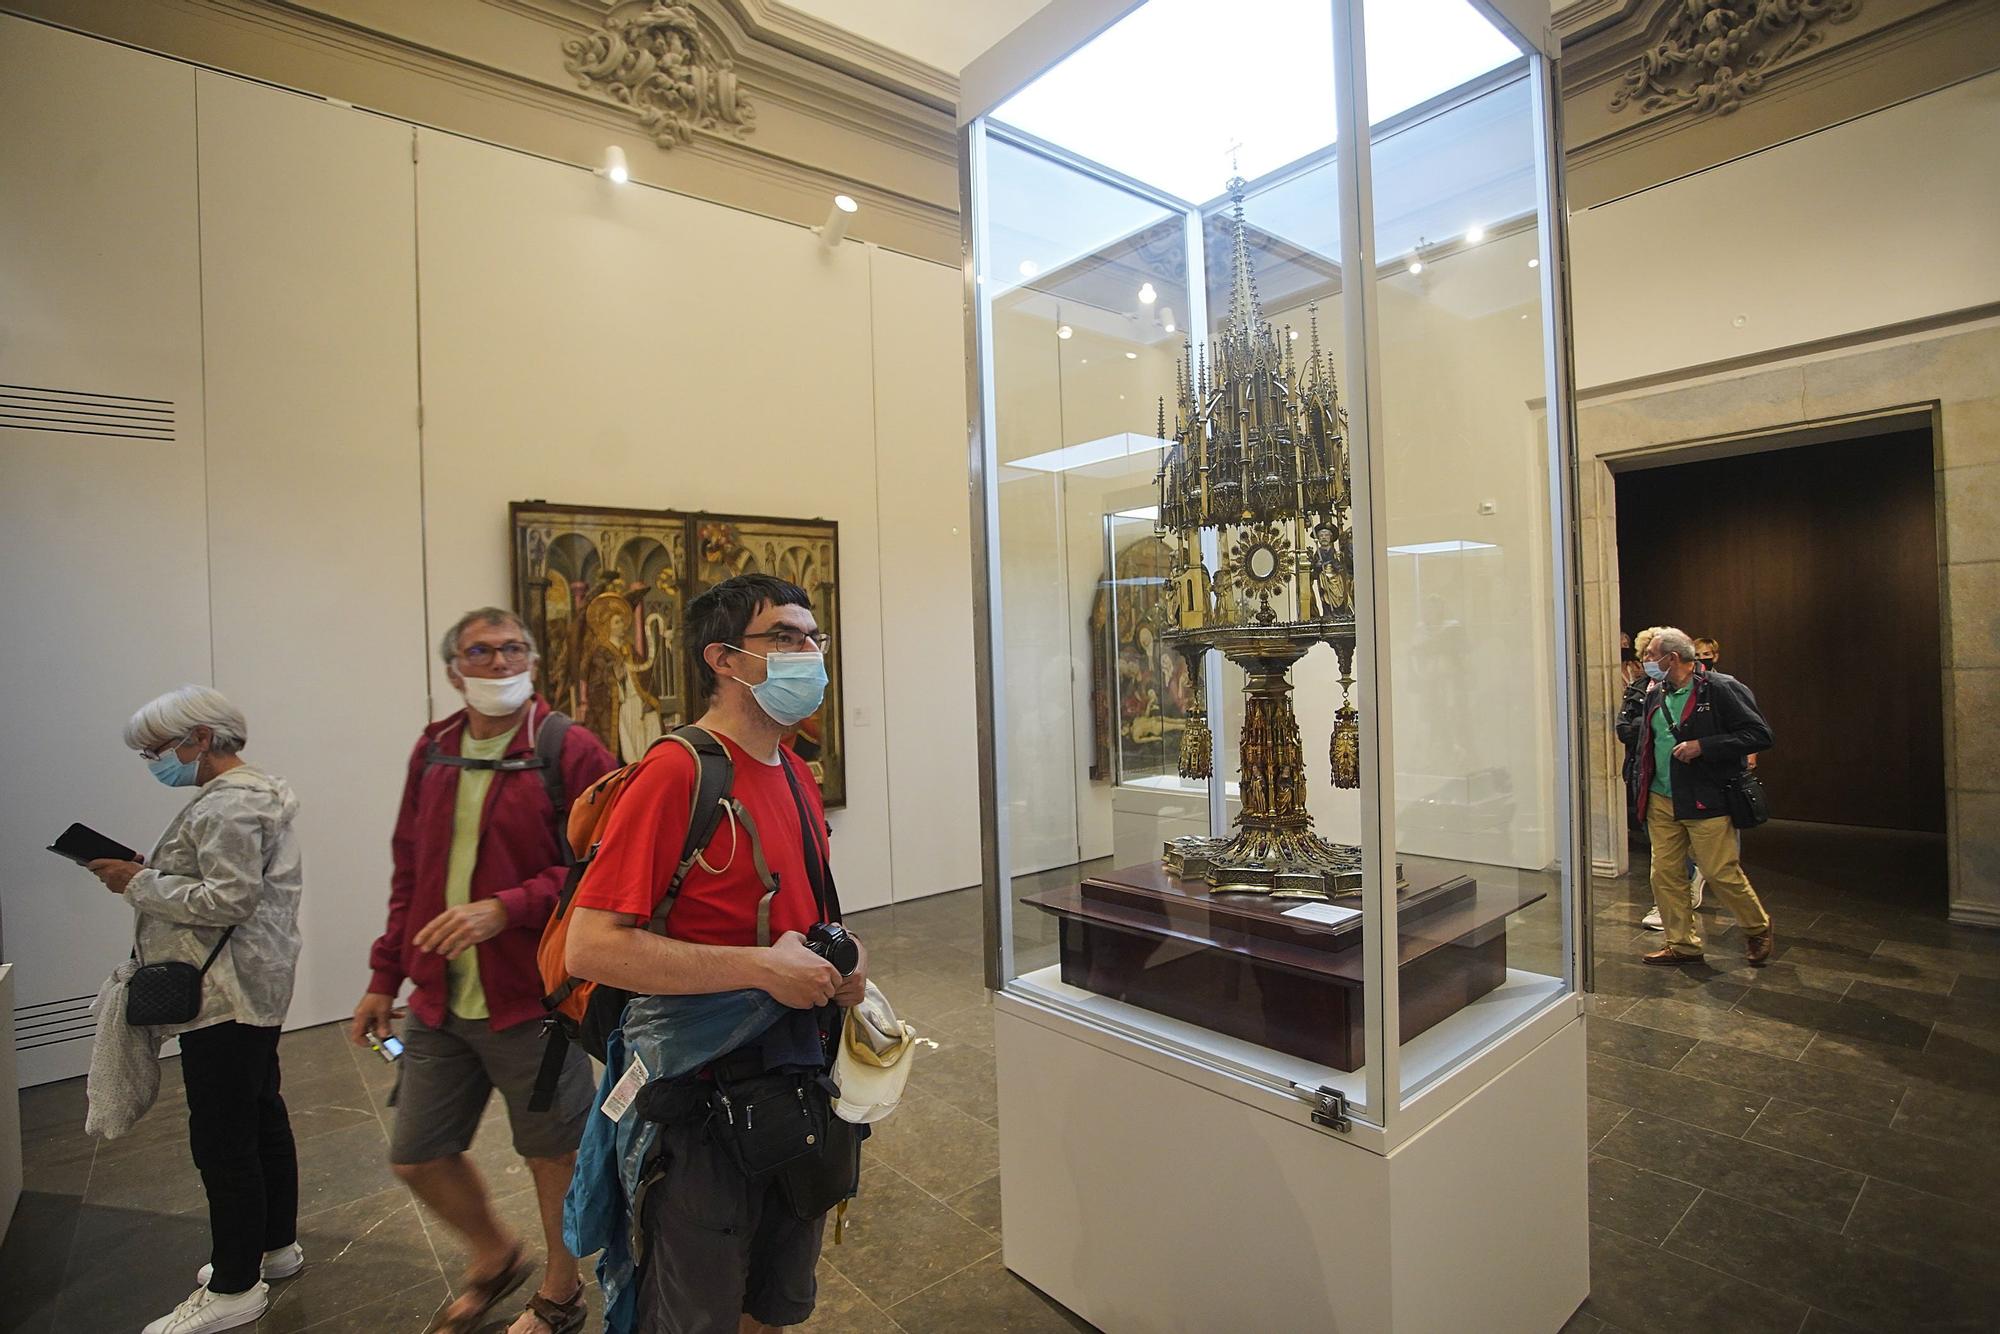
left=127, top=926, right=235, bottom=1027
left=1703, top=678, right=1772, bottom=830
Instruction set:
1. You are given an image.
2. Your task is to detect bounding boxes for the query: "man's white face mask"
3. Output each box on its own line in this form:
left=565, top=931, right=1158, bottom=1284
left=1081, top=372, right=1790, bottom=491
left=461, top=671, right=534, bottom=717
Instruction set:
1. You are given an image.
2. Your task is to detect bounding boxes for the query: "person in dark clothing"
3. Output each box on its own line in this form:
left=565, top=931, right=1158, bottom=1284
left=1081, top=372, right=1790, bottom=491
left=1631, top=627, right=1775, bottom=966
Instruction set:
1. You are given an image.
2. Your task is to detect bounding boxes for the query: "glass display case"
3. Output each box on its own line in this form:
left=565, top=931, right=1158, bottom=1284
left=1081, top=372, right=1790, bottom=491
left=963, top=0, right=1585, bottom=1139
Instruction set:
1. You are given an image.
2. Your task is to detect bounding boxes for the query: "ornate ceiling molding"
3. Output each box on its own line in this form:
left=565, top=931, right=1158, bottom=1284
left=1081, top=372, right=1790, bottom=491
left=1557, top=0, right=1999, bottom=207
left=560, top=3, right=755, bottom=148
left=1607, top=0, right=1860, bottom=118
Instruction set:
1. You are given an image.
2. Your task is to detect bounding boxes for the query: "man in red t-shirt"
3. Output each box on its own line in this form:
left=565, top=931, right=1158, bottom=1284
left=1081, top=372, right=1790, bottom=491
left=567, top=573, right=866, bottom=1334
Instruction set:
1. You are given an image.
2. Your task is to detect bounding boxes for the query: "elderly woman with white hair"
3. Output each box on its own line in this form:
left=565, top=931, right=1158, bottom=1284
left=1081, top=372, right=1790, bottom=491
left=87, top=684, right=305, bottom=1334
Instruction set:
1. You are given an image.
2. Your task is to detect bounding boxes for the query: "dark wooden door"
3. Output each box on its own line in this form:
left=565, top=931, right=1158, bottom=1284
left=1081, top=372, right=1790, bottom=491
left=1614, top=428, right=1943, bottom=832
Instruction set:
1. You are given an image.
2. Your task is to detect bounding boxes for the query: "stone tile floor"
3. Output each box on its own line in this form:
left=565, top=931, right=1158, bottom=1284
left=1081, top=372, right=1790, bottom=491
left=5, top=821, right=1996, bottom=1332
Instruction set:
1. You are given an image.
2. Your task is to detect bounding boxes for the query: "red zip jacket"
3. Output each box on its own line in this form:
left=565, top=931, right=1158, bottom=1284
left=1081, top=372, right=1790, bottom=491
left=367, top=698, right=617, bottom=1031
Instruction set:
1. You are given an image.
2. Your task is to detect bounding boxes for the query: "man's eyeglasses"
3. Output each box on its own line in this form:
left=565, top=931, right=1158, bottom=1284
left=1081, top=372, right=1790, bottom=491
left=740, top=628, right=831, bottom=653
left=458, top=641, right=533, bottom=666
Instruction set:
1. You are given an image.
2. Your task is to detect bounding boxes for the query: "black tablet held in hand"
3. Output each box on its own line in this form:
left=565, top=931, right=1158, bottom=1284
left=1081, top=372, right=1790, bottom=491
left=48, top=822, right=140, bottom=867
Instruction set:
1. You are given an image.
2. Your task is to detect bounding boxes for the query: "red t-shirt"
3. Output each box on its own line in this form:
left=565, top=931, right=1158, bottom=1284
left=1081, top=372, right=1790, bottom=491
left=573, top=732, right=828, bottom=945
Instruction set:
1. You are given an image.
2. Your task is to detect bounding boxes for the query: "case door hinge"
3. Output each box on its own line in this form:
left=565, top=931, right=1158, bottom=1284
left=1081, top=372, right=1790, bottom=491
left=1309, top=1086, right=1351, bottom=1133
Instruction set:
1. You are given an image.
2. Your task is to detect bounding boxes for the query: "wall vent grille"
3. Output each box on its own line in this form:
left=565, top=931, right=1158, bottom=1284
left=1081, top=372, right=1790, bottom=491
left=1, top=383, right=175, bottom=441
left=14, top=992, right=98, bottom=1054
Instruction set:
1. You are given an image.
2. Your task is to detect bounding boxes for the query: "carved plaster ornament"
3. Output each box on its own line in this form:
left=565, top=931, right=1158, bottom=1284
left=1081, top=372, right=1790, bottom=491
left=563, top=3, right=756, bottom=149
left=1610, top=0, right=1860, bottom=117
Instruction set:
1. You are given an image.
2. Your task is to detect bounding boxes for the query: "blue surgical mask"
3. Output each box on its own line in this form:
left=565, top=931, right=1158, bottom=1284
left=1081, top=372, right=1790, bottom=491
left=147, top=747, right=201, bottom=787
left=729, top=649, right=828, bottom=727
left=1642, top=660, right=1667, bottom=683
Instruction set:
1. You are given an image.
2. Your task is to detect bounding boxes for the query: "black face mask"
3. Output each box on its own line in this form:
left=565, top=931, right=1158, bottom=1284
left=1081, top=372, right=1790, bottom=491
left=1696, top=658, right=1716, bottom=669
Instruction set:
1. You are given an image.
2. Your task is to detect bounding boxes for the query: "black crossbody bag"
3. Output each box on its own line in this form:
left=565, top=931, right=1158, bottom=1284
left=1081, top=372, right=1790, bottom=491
left=126, top=927, right=235, bottom=1027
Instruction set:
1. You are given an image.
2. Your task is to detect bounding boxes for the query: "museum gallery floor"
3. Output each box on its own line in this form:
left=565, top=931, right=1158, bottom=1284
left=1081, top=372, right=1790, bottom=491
left=5, top=823, right=1998, bottom=1333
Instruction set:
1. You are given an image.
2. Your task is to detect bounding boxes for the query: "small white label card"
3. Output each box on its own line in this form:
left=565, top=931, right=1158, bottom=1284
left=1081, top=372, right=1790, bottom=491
left=600, top=1054, right=650, bottom=1122
left=1280, top=902, right=1362, bottom=927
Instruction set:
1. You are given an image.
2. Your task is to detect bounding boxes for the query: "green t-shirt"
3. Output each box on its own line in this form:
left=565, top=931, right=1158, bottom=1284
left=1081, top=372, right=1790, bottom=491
left=1649, top=683, right=1691, bottom=798
left=443, top=722, right=519, bottom=1020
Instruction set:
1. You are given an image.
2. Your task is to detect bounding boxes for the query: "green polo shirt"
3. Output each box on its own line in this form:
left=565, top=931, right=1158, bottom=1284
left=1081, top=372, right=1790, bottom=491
left=444, top=722, right=519, bottom=1020
left=1649, top=683, right=1691, bottom=798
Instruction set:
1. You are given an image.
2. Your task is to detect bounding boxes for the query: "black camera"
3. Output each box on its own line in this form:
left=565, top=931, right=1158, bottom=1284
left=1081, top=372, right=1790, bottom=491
left=804, top=922, right=860, bottom=977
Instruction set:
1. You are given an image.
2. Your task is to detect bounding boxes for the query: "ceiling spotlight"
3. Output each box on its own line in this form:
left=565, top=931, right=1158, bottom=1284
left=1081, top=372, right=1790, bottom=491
left=1019, top=259, right=1041, bottom=278
left=1528, top=257, right=1540, bottom=269
left=818, top=192, right=857, bottom=250
left=1406, top=259, right=1424, bottom=276
left=1124, top=351, right=1138, bottom=360
left=1465, top=224, right=1486, bottom=244
left=1057, top=325, right=1073, bottom=340
left=1163, top=320, right=1176, bottom=333
left=1138, top=282, right=1157, bottom=304
left=1288, top=329, right=1299, bottom=341
left=602, top=145, right=629, bottom=184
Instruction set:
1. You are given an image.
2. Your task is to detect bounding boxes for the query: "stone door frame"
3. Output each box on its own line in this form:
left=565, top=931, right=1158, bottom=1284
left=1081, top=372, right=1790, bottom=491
left=1572, top=318, right=1998, bottom=927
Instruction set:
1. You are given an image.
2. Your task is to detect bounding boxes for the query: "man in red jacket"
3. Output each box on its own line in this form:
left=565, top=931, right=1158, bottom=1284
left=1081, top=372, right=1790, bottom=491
left=353, top=606, right=616, bottom=1334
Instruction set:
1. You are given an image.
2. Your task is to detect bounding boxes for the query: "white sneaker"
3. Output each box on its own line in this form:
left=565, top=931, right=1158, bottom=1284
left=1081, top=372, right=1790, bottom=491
left=141, top=1281, right=269, bottom=1334
left=1642, top=907, right=1664, bottom=929
left=1692, top=871, right=1706, bottom=908
left=196, top=1241, right=304, bottom=1287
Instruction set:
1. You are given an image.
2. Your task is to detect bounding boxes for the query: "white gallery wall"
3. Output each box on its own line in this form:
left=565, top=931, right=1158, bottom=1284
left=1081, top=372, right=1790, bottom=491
left=0, top=16, right=978, bottom=1085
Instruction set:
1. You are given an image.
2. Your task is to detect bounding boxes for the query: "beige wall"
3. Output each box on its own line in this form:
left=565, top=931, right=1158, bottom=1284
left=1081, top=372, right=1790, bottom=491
left=0, top=17, right=980, bottom=1084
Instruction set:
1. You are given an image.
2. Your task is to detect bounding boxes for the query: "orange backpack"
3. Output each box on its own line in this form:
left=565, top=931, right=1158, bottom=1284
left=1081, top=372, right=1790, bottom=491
left=528, top=725, right=771, bottom=1109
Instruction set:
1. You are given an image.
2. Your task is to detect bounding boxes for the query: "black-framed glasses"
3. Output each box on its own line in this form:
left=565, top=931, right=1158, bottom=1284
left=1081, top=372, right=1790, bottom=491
left=740, top=628, right=830, bottom=653
left=139, top=732, right=195, bottom=762
left=458, top=641, right=533, bottom=666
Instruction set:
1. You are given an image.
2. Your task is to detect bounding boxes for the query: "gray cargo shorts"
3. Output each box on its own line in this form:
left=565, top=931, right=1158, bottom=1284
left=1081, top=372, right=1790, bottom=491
left=388, top=1011, right=592, bottom=1166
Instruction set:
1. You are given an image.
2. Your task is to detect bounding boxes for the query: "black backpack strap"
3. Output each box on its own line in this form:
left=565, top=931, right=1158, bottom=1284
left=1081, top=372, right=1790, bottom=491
left=535, top=712, right=575, bottom=865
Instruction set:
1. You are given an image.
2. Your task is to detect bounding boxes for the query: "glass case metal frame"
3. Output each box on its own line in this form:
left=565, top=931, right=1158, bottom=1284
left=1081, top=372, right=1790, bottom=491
left=960, top=0, right=1588, bottom=1147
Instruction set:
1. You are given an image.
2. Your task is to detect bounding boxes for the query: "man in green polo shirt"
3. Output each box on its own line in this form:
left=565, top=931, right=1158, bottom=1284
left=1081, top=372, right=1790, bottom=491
left=1633, top=626, right=1775, bottom=966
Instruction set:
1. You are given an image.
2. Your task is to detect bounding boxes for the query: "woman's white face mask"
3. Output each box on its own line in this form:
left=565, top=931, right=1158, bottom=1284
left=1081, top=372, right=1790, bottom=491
left=461, top=671, right=535, bottom=717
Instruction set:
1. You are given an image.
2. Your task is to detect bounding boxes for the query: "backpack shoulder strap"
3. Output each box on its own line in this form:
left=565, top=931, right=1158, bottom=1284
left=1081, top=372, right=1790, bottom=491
left=535, top=711, right=575, bottom=864
left=645, top=726, right=737, bottom=932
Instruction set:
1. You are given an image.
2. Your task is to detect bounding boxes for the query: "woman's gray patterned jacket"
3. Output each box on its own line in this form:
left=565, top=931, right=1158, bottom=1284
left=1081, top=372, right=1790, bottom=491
left=126, top=765, right=303, bottom=1036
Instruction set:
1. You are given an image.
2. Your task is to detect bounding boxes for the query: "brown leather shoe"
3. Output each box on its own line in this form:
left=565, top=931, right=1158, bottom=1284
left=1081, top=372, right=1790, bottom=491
left=1642, top=947, right=1704, bottom=966
left=1745, top=924, right=1775, bottom=967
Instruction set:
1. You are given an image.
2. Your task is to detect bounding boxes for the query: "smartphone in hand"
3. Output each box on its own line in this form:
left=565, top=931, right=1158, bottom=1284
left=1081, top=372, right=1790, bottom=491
left=367, top=1034, right=404, bottom=1063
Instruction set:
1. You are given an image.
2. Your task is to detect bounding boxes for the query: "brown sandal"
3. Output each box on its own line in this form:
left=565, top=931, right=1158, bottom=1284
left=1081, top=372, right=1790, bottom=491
left=521, top=1286, right=588, bottom=1334
left=425, top=1244, right=533, bottom=1333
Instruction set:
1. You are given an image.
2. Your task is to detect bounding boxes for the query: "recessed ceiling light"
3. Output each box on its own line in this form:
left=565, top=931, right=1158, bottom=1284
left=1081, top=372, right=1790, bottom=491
left=1406, top=259, right=1423, bottom=276
left=1019, top=259, right=1040, bottom=278
left=1465, top=224, right=1486, bottom=244
left=1528, top=258, right=1540, bottom=269
left=1125, top=351, right=1138, bottom=360
left=1057, top=324, right=1073, bottom=339
left=1138, top=282, right=1157, bottom=304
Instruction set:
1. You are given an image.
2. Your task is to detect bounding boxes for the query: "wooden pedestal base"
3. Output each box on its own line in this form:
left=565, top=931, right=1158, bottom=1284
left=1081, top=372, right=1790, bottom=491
left=1026, top=859, right=1545, bottom=1070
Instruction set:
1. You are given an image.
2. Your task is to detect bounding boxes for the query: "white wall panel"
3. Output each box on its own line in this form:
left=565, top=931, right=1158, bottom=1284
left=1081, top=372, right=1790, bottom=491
left=0, top=18, right=212, bottom=1084
left=867, top=248, right=983, bottom=899
left=195, top=73, right=428, bottom=1032
left=1572, top=71, right=2000, bottom=389
left=413, top=129, right=898, bottom=909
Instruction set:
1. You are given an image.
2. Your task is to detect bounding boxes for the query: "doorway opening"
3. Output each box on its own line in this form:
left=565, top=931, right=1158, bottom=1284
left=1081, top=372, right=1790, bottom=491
left=1612, top=420, right=1947, bottom=910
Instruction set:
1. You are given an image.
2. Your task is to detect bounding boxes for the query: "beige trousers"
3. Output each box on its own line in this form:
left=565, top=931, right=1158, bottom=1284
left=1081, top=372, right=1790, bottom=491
left=1646, top=793, right=1770, bottom=956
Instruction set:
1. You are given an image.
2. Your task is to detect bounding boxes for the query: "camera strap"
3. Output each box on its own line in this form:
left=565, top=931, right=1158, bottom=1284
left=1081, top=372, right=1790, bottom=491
left=779, top=753, right=841, bottom=925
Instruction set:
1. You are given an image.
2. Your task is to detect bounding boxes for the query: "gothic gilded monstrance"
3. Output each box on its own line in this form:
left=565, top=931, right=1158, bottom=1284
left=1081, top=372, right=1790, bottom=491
left=1153, top=175, right=1369, bottom=901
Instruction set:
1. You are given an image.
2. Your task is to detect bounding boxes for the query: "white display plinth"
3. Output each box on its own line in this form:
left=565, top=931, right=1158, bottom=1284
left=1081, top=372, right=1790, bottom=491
left=995, top=993, right=1588, bottom=1333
